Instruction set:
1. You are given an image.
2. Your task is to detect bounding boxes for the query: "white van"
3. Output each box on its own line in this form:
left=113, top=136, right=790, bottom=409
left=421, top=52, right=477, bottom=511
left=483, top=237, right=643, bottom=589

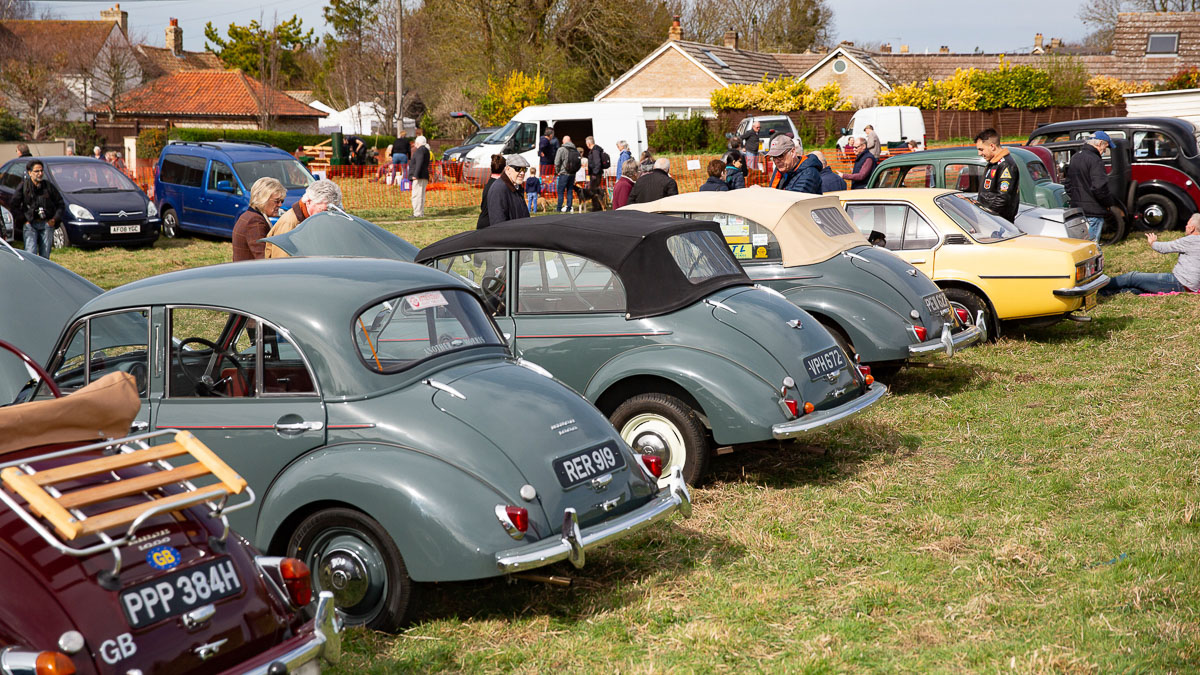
left=836, top=106, right=926, bottom=152
left=461, top=102, right=647, bottom=184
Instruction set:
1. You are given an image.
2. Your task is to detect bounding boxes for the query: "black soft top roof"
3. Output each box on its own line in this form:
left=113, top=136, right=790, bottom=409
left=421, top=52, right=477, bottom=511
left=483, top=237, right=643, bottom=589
left=415, top=211, right=751, bottom=319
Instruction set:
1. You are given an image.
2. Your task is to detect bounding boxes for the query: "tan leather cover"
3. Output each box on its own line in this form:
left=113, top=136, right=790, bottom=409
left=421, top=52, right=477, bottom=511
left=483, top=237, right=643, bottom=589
left=0, top=372, right=141, bottom=455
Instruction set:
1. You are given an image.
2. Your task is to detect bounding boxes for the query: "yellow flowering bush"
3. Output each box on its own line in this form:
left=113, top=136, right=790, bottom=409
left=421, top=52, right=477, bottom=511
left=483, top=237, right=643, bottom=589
left=476, top=71, right=549, bottom=126
left=710, top=76, right=848, bottom=112
left=1087, top=76, right=1153, bottom=105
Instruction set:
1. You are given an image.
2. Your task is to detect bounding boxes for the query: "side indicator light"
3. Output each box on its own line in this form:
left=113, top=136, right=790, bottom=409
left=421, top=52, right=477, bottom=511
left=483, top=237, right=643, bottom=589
left=35, top=652, right=75, bottom=675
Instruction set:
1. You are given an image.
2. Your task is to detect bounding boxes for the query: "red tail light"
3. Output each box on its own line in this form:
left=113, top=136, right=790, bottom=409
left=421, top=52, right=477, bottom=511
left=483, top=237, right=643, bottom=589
left=639, top=454, right=663, bottom=478
left=858, top=365, right=871, bottom=377
left=954, top=307, right=969, bottom=323
left=505, top=506, right=529, bottom=533
left=279, top=557, right=313, bottom=606
left=912, top=325, right=927, bottom=341
left=784, top=399, right=799, bottom=417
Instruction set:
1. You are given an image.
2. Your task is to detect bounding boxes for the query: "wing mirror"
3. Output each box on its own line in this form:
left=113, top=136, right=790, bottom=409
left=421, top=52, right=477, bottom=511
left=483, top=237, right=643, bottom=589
left=216, top=180, right=236, bottom=193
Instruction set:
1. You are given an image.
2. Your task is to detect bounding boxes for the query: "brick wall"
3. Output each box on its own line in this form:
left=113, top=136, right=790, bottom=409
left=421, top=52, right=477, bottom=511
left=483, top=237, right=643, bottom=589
left=604, top=47, right=724, bottom=99
left=803, top=58, right=886, bottom=107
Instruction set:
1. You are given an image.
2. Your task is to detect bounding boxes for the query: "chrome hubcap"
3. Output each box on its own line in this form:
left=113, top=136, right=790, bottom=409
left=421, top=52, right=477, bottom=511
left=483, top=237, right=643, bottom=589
left=309, top=530, right=387, bottom=622
left=621, top=413, right=685, bottom=488
left=1143, top=204, right=1165, bottom=227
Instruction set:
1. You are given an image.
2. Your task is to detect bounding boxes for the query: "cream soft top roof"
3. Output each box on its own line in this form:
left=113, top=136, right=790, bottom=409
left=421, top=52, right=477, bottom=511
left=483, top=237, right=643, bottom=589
left=0, top=372, right=140, bottom=456
left=624, top=186, right=869, bottom=267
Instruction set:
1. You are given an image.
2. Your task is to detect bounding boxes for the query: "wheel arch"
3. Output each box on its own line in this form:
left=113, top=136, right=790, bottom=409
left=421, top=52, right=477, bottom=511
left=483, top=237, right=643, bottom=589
left=594, top=374, right=706, bottom=421
left=936, top=279, right=999, bottom=336
left=1137, top=180, right=1196, bottom=216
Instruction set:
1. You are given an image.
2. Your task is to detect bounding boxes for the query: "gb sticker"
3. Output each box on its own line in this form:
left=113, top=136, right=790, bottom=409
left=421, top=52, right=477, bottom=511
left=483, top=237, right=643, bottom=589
left=147, top=545, right=180, bottom=570
left=99, top=633, right=137, bottom=664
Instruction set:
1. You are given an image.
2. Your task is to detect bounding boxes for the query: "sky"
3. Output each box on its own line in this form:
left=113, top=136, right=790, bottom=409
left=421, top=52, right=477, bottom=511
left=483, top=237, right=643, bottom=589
left=36, top=0, right=1091, bottom=54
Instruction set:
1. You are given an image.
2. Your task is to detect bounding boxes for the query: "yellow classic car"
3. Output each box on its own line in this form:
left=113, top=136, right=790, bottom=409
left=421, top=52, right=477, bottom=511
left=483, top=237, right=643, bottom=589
left=830, top=188, right=1109, bottom=339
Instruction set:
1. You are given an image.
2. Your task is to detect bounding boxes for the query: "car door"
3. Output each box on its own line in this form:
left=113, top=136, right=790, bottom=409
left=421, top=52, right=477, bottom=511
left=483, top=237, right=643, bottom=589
left=200, top=160, right=246, bottom=236
left=843, top=202, right=939, bottom=278
left=152, top=306, right=326, bottom=533
left=0, top=161, right=23, bottom=239
left=509, top=249, right=645, bottom=395
left=158, top=153, right=208, bottom=233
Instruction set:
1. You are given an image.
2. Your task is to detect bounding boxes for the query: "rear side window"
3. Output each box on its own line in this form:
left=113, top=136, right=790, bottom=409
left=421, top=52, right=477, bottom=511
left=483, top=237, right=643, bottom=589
left=516, top=250, right=626, bottom=313
left=1027, top=161, right=1050, bottom=182
left=160, top=154, right=206, bottom=187
left=0, top=163, right=23, bottom=189
left=945, top=164, right=982, bottom=192
left=667, top=230, right=743, bottom=283
left=1132, top=131, right=1177, bottom=160
left=874, top=166, right=905, bottom=188
left=688, top=212, right=781, bottom=263
left=354, top=289, right=504, bottom=373
left=810, top=208, right=858, bottom=237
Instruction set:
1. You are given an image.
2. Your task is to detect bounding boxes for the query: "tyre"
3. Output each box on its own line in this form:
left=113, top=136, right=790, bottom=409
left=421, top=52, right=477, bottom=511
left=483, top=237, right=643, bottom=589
left=161, top=207, right=181, bottom=238
left=611, top=393, right=710, bottom=487
left=1098, top=211, right=1126, bottom=246
left=51, top=224, right=68, bottom=249
left=817, top=319, right=856, bottom=363
left=943, top=287, right=995, bottom=342
left=1134, top=192, right=1178, bottom=231
left=287, top=508, right=416, bottom=632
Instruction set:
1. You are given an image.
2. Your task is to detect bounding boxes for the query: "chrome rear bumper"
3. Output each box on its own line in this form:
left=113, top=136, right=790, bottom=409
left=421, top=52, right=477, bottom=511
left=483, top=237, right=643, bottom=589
left=771, top=381, right=887, bottom=439
left=1053, top=274, right=1110, bottom=297
left=226, top=591, right=342, bottom=675
left=908, top=322, right=984, bottom=357
left=495, top=469, right=691, bottom=573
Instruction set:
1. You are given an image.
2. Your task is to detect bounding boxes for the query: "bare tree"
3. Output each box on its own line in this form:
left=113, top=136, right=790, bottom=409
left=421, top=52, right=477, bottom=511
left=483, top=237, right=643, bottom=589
left=0, top=29, right=71, bottom=139
left=1079, top=0, right=1200, bottom=50
left=671, top=0, right=834, bottom=52
left=86, top=34, right=142, bottom=122
left=0, top=0, right=32, bottom=20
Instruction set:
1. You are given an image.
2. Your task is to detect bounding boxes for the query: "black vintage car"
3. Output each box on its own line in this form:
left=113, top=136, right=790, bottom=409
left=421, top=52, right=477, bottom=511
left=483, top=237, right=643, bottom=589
left=1029, top=117, right=1200, bottom=230
left=0, top=156, right=160, bottom=248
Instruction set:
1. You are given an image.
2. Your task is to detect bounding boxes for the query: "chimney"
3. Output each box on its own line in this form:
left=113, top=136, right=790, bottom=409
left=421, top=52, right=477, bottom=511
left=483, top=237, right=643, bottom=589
left=166, top=18, right=183, bottom=56
left=1034, top=33, right=1044, bottom=49
left=939, top=45, right=950, bottom=54
left=669, top=15, right=682, bottom=42
left=1050, top=37, right=1061, bottom=49
left=900, top=44, right=909, bottom=54
left=880, top=43, right=891, bottom=53
left=101, top=4, right=127, bottom=35
left=723, top=29, right=739, bottom=50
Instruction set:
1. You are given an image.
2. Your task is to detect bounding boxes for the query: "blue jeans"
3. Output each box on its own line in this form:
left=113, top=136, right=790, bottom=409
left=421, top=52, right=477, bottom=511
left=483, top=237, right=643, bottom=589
left=1102, top=272, right=1185, bottom=295
left=1086, top=216, right=1105, bottom=242
left=527, top=193, right=538, bottom=213
left=556, top=174, right=574, bottom=210
left=391, top=153, right=408, bottom=181
left=23, top=221, right=53, bottom=258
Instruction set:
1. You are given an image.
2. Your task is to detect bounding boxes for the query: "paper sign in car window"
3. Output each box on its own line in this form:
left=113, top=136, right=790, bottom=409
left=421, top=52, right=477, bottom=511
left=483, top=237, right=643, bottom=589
left=752, top=233, right=768, bottom=246
left=407, top=290, right=449, bottom=310
left=729, top=243, right=752, bottom=259
left=720, top=222, right=749, bottom=238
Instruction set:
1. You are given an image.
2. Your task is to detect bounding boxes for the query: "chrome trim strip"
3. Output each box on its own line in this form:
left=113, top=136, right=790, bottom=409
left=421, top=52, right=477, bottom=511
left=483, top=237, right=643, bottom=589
left=495, top=469, right=691, bottom=573
left=1053, top=274, right=1110, bottom=297
left=771, top=381, right=887, bottom=439
left=234, top=591, right=342, bottom=674
left=908, top=324, right=984, bottom=355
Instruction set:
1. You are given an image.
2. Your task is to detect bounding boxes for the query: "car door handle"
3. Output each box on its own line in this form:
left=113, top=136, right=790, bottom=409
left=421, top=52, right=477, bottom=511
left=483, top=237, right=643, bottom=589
left=274, top=420, right=324, bottom=433
left=130, top=420, right=149, bottom=432
left=909, top=258, right=926, bottom=264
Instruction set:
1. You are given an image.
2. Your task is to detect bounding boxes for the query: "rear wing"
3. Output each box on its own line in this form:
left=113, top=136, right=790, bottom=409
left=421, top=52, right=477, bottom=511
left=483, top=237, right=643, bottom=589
left=0, top=429, right=254, bottom=585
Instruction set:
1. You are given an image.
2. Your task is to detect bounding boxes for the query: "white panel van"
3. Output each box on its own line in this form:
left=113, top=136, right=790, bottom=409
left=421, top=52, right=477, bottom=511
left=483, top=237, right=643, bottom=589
left=836, top=106, right=926, bottom=152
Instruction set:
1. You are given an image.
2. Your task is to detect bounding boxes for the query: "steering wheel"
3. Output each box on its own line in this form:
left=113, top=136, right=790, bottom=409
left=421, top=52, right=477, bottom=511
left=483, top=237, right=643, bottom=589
left=480, top=273, right=506, bottom=315
left=177, top=337, right=248, bottom=397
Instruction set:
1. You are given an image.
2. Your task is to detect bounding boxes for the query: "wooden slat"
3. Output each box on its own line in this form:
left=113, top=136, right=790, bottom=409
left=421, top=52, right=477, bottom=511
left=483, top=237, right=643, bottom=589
left=56, top=462, right=210, bottom=510
left=1, top=467, right=81, bottom=540
left=174, top=431, right=246, bottom=494
left=28, top=443, right=189, bottom=487
left=75, top=487, right=230, bottom=537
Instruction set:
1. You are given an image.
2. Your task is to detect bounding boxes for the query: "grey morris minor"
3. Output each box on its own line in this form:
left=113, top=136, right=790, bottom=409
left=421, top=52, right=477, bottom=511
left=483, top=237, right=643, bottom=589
left=416, top=212, right=888, bottom=488
left=624, top=188, right=984, bottom=376
left=4, top=257, right=690, bottom=632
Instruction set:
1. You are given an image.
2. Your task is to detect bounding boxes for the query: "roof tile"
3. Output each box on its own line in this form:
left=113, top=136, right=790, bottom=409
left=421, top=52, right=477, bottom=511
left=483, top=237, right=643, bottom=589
left=90, top=69, right=324, bottom=118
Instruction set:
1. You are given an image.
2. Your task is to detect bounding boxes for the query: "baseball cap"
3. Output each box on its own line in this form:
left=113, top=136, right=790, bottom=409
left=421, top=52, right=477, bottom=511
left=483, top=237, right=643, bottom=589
left=1092, top=131, right=1112, bottom=143
left=765, top=135, right=795, bottom=158
left=505, top=154, right=530, bottom=169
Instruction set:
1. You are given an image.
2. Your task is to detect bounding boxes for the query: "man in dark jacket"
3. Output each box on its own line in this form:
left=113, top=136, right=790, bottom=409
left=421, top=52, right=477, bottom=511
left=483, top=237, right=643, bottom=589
left=974, top=128, right=1020, bottom=223
left=538, top=127, right=558, bottom=177
left=10, top=159, right=64, bottom=258
left=766, top=136, right=822, bottom=194
left=739, top=119, right=762, bottom=171
left=584, top=136, right=608, bottom=211
left=628, top=158, right=679, bottom=204
left=814, top=151, right=846, bottom=192
left=484, top=154, right=531, bottom=227
left=1064, top=131, right=1122, bottom=242
left=839, top=137, right=877, bottom=189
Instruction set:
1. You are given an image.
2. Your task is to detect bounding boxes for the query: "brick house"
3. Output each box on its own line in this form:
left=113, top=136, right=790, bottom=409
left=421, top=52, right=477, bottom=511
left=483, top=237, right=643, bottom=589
left=597, top=12, right=1200, bottom=117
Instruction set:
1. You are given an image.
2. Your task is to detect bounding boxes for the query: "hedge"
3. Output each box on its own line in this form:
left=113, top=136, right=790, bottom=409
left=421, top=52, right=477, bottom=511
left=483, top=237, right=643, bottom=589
left=168, top=128, right=399, bottom=154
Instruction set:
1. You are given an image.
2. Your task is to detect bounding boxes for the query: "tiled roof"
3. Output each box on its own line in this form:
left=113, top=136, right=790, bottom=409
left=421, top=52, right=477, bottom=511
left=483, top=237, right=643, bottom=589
left=772, top=53, right=823, bottom=75
left=91, top=70, right=325, bottom=118
left=134, top=44, right=223, bottom=80
left=0, top=20, right=117, bottom=65
left=284, top=89, right=318, bottom=104
left=672, top=39, right=792, bottom=85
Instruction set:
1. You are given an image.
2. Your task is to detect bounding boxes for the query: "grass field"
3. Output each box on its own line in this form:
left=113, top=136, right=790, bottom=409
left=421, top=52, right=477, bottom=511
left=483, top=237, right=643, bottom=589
left=47, top=216, right=1200, bottom=673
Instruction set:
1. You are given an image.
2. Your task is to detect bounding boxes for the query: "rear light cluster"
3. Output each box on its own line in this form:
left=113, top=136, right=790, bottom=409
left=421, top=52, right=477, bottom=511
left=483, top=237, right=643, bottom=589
left=911, top=325, right=927, bottom=341
left=954, top=307, right=970, bottom=324
left=782, top=399, right=815, bottom=418
left=496, top=504, right=529, bottom=540
left=639, top=454, right=663, bottom=478
left=858, top=365, right=875, bottom=386
left=255, top=556, right=313, bottom=608
left=1076, top=255, right=1103, bottom=282
left=0, top=649, right=76, bottom=675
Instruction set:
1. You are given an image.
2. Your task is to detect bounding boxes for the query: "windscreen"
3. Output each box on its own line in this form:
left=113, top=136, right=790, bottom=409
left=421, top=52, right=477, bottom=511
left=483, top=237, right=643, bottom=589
left=354, top=288, right=504, bottom=373
left=488, top=121, right=521, bottom=145
left=234, top=159, right=315, bottom=190
left=49, top=163, right=139, bottom=193
left=938, top=193, right=1024, bottom=243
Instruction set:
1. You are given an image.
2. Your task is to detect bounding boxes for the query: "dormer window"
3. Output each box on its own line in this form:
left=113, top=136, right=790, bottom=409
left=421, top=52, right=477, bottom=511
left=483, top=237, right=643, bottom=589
left=1146, top=33, right=1178, bottom=55
left=703, top=50, right=729, bottom=69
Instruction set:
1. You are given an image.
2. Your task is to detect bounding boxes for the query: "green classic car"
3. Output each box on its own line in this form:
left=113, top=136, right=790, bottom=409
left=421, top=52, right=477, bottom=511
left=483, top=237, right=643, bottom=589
left=870, top=146, right=1066, bottom=209
left=1, top=255, right=691, bottom=631
left=416, top=211, right=888, bottom=487
left=624, top=188, right=984, bottom=374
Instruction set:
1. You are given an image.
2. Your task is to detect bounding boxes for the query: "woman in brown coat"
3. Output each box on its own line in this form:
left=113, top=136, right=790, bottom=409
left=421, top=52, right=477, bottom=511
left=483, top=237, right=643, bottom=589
left=232, top=177, right=286, bottom=261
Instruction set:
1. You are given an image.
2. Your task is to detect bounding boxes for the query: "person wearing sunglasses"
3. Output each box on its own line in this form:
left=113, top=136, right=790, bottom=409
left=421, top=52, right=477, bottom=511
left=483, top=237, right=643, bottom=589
left=232, top=176, right=286, bottom=261
left=483, top=154, right=531, bottom=228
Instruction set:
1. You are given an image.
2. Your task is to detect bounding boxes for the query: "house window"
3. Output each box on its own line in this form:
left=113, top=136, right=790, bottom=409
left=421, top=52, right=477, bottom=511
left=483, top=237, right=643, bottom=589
left=1146, top=33, right=1178, bottom=55
left=832, top=58, right=848, bottom=74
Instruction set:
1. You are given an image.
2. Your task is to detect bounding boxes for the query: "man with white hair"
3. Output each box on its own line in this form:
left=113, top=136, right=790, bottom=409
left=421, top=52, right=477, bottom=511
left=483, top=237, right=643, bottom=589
left=264, top=179, right=344, bottom=259
left=628, top=157, right=679, bottom=204
left=408, top=135, right=431, bottom=217
left=1064, top=130, right=1123, bottom=242
left=1102, top=213, right=1200, bottom=295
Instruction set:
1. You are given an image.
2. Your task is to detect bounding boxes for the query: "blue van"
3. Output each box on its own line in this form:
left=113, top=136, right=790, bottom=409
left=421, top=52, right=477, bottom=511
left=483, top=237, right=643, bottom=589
left=154, top=141, right=315, bottom=238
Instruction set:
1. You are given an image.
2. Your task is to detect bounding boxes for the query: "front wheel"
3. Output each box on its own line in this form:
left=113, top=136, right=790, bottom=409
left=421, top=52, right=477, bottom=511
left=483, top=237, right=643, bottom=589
left=1134, top=192, right=1179, bottom=231
left=944, top=287, right=995, bottom=342
left=161, top=207, right=181, bottom=238
left=611, top=393, right=710, bottom=487
left=287, top=508, right=416, bottom=632
left=51, top=224, right=68, bottom=249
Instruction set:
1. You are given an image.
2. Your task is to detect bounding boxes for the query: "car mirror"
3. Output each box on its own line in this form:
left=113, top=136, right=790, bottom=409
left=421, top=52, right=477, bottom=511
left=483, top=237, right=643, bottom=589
left=216, top=180, right=235, bottom=193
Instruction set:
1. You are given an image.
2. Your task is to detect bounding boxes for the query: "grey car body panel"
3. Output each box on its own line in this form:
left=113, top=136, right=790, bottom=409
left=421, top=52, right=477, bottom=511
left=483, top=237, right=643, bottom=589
left=261, top=209, right=419, bottom=261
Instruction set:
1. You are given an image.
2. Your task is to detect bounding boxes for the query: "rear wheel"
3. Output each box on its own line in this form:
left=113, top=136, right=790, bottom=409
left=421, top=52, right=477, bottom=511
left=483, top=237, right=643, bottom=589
left=944, top=287, right=995, bottom=342
left=1134, top=192, right=1179, bottom=231
left=612, top=393, right=709, bottom=487
left=288, top=508, right=416, bottom=632
left=1098, top=211, right=1127, bottom=245
left=161, top=207, right=181, bottom=238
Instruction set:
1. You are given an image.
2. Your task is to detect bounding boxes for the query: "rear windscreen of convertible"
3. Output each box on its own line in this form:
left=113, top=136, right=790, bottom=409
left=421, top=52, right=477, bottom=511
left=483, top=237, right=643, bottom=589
left=355, top=289, right=503, bottom=372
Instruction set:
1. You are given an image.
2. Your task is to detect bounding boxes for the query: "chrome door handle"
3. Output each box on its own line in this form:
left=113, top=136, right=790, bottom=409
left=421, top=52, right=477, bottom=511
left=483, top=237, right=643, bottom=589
left=274, top=421, right=324, bottom=433
left=130, top=420, right=149, bottom=432
left=909, top=258, right=926, bottom=264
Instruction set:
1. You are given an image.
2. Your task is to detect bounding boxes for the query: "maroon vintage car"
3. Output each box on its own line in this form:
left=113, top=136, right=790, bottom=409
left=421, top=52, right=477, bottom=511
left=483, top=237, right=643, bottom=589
left=0, top=340, right=341, bottom=675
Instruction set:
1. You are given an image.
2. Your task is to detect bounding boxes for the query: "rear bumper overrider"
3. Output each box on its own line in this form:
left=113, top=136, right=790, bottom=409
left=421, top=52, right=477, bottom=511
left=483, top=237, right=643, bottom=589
left=771, top=381, right=887, bottom=439
left=908, top=322, right=984, bottom=357
left=220, top=590, right=342, bottom=675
